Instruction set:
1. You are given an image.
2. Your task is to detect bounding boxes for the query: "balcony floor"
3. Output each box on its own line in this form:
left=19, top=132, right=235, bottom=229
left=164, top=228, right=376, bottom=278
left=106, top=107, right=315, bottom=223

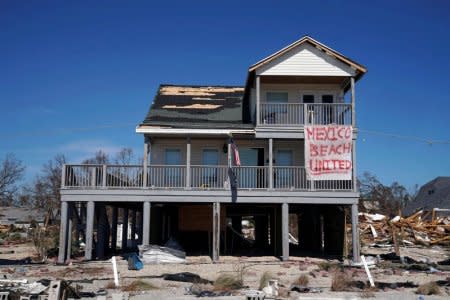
left=61, top=187, right=359, bottom=204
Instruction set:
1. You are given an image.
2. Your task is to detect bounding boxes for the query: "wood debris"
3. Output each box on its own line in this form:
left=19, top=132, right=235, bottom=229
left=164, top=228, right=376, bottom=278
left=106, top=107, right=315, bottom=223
left=162, top=104, right=223, bottom=109
left=160, top=86, right=244, bottom=96
left=351, top=210, right=450, bottom=247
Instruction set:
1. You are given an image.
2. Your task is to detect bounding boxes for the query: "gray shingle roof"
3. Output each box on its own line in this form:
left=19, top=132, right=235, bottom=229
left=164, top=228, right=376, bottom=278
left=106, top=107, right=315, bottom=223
left=404, top=176, right=450, bottom=215
left=141, top=84, right=253, bottom=129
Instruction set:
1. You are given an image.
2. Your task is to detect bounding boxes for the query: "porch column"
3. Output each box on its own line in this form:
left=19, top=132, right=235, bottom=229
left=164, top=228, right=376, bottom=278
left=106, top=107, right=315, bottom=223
left=85, top=201, right=95, bottom=260
left=111, top=206, right=118, bottom=252
left=350, top=77, right=356, bottom=127
left=143, top=136, right=150, bottom=187
left=281, top=203, right=289, bottom=261
left=256, top=75, right=261, bottom=126
left=352, top=138, right=357, bottom=191
left=186, top=137, right=191, bottom=189
left=121, top=208, right=129, bottom=251
left=66, top=204, right=73, bottom=260
left=351, top=203, right=360, bottom=262
left=268, top=138, right=273, bottom=189
left=142, top=201, right=151, bottom=246
left=57, top=201, right=69, bottom=264
left=212, top=202, right=220, bottom=262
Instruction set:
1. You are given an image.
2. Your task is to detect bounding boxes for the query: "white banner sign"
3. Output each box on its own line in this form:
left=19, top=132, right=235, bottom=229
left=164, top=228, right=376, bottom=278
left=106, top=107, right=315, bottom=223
left=305, top=125, right=353, bottom=180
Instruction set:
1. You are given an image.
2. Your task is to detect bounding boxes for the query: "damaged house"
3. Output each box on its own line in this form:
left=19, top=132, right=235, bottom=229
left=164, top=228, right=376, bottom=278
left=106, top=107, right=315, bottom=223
left=57, top=36, right=367, bottom=263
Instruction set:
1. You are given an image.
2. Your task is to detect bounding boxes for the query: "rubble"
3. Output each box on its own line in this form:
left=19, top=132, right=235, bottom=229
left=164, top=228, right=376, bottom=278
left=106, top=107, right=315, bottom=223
left=355, top=210, right=450, bottom=247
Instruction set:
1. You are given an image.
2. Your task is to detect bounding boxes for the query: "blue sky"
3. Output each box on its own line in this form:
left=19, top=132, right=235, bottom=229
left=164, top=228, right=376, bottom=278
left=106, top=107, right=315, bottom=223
left=1, top=0, right=449, bottom=189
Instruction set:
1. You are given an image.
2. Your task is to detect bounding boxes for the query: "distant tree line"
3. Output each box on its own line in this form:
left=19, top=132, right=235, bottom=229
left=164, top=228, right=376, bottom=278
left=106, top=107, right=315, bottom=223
left=358, top=171, right=418, bottom=217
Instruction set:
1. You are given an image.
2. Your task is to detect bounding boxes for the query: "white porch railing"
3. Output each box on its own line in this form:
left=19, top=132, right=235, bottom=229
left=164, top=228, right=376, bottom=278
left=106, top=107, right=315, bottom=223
left=62, top=164, right=354, bottom=191
left=259, top=103, right=352, bottom=126
left=191, top=165, right=229, bottom=189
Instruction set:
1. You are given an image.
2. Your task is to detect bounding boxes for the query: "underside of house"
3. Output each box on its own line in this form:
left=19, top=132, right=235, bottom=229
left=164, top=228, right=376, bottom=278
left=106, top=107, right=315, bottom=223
left=58, top=36, right=367, bottom=263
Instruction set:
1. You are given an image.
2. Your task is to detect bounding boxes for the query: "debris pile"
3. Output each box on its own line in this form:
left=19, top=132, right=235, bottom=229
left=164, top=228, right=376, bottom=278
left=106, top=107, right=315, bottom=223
left=356, top=210, right=450, bottom=247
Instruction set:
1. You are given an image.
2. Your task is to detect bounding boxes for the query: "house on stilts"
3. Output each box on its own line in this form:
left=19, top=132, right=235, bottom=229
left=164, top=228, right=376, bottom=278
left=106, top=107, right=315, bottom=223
left=58, top=36, right=367, bottom=263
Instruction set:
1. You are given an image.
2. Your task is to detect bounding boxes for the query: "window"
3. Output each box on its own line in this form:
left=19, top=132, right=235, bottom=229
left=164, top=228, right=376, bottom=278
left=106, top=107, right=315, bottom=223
left=322, top=95, right=333, bottom=103
left=265, top=92, right=288, bottom=124
left=302, top=94, right=315, bottom=103
left=165, top=149, right=181, bottom=165
left=202, top=149, right=219, bottom=165
left=267, top=92, right=288, bottom=103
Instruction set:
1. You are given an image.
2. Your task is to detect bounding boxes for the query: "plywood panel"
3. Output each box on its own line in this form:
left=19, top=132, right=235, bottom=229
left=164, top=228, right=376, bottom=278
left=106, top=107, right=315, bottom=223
left=178, top=204, right=226, bottom=231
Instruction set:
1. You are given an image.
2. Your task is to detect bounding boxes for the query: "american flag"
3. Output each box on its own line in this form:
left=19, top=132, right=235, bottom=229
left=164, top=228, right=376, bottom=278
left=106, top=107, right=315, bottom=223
left=230, top=139, right=241, bottom=166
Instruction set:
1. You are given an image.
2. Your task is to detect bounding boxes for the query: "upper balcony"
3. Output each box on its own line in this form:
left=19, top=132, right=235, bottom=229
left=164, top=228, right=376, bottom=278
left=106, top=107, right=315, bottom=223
left=259, top=103, right=352, bottom=127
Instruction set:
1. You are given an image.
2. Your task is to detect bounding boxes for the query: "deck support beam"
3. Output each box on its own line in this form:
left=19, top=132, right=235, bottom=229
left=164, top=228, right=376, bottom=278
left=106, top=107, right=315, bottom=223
left=58, top=201, right=69, bottom=264
left=351, top=203, right=360, bottom=262
left=131, top=209, right=137, bottom=247
left=281, top=202, right=289, bottom=261
left=212, top=202, right=220, bottom=262
left=85, top=201, right=95, bottom=260
left=121, top=208, right=129, bottom=251
left=142, top=201, right=151, bottom=246
left=111, top=206, right=118, bottom=252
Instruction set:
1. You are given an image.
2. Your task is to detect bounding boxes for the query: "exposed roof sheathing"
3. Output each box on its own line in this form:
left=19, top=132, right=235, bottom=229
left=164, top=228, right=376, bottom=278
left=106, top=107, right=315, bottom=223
left=140, top=84, right=251, bottom=129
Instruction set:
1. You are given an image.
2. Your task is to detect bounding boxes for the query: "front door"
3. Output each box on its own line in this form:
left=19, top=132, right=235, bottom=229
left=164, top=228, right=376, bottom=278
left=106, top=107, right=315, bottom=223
left=202, top=149, right=219, bottom=186
left=165, top=149, right=182, bottom=187
left=322, top=94, right=334, bottom=124
left=238, top=148, right=265, bottom=188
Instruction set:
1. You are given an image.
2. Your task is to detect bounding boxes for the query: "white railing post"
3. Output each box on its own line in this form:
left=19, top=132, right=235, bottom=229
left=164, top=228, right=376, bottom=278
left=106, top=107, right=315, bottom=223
left=303, top=103, right=308, bottom=125
left=61, top=164, right=66, bottom=188
left=90, top=167, right=96, bottom=187
left=102, top=164, right=107, bottom=187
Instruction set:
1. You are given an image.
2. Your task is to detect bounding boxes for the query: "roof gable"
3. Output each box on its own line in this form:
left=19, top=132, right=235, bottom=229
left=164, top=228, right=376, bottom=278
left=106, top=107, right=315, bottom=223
left=256, top=42, right=355, bottom=77
left=250, top=36, right=366, bottom=77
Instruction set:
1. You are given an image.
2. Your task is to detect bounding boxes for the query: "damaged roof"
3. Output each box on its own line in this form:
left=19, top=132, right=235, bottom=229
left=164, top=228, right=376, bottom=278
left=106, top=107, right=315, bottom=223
left=140, top=84, right=251, bottom=129
left=404, top=177, right=450, bottom=215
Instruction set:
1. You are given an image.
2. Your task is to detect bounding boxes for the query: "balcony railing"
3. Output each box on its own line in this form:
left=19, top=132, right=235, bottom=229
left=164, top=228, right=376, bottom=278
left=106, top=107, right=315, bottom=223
left=259, top=103, right=352, bottom=126
left=62, top=164, right=354, bottom=191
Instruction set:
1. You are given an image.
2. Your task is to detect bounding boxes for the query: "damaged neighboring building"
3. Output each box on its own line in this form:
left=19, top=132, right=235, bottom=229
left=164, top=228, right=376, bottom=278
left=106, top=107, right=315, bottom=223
left=57, top=36, right=367, bottom=263
left=0, top=206, right=46, bottom=228
left=404, top=176, right=450, bottom=215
